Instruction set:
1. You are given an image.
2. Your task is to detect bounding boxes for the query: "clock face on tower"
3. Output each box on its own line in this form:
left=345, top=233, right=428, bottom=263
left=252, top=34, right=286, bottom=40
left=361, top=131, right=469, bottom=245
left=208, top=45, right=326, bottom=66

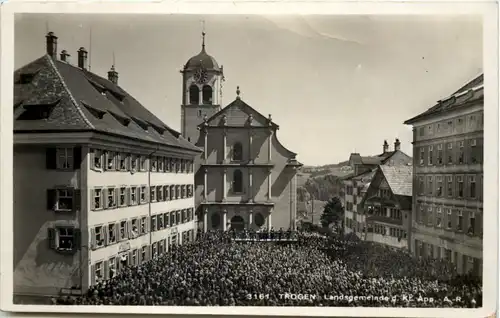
left=193, top=67, right=208, bottom=84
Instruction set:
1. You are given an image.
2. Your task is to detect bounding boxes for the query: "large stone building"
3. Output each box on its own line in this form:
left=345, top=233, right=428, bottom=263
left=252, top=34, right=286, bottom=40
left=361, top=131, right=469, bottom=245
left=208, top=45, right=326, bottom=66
left=13, top=32, right=201, bottom=300
left=343, top=139, right=412, bottom=238
left=180, top=33, right=302, bottom=231
left=404, top=74, right=483, bottom=276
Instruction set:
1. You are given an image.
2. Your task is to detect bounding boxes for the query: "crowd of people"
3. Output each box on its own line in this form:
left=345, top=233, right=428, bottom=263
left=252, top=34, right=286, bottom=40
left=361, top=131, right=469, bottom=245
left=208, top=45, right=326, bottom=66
left=54, top=230, right=482, bottom=307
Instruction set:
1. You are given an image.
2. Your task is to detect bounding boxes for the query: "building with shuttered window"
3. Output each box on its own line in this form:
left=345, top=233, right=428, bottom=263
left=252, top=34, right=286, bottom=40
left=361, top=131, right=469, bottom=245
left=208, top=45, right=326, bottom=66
left=13, top=32, right=202, bottom=301
left=404, top=74, right=483, bottom=276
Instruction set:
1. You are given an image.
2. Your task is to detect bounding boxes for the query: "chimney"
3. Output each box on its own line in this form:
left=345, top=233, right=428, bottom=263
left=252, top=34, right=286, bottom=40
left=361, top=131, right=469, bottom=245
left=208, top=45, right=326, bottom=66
left=77, top=47, right=88, bottom=70
left=45, top=32, right=58, bottom=58
left=60, top=50, right=70, bottom=62
left=383, top=140, right=389, bottom=153
left=394, top=138, right=401, bottom=151
left=107, top=65, right=118, bottom=85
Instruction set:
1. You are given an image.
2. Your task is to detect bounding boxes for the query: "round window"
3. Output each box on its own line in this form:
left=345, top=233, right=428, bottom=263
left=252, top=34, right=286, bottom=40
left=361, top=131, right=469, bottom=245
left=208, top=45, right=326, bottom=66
left=254, top=213, right=265, bottom=227
left=211, top=212, right=221, bottom=229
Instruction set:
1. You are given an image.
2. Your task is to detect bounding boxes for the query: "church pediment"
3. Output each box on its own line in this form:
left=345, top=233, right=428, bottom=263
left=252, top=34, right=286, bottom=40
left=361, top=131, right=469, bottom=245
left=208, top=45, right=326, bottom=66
left=204, top=98, right=278, bottom=128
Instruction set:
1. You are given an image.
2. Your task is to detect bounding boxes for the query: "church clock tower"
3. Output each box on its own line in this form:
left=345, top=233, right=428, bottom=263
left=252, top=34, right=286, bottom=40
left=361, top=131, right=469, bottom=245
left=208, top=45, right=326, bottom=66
left=181, top=32, right=224, bottom=144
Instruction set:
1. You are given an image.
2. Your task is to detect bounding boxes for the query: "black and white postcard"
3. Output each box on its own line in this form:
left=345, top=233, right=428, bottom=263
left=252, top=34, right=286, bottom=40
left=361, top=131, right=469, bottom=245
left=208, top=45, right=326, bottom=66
left=0, top=1, right=498, bottom=317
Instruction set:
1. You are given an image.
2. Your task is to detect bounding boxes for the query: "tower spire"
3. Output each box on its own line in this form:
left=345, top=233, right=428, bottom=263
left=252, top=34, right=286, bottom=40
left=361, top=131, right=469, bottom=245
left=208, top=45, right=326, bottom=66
left=201, top=20, right=206, bottom=52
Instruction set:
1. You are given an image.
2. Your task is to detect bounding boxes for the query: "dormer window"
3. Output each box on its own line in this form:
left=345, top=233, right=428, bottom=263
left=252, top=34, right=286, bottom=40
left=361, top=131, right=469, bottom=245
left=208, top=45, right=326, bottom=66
left=232, top=142, right=243, bottom=162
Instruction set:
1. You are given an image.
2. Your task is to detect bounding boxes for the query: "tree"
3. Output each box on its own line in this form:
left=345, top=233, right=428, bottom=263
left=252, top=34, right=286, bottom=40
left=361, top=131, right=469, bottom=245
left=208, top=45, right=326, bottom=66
left=320, top=197, right=344, bottom=228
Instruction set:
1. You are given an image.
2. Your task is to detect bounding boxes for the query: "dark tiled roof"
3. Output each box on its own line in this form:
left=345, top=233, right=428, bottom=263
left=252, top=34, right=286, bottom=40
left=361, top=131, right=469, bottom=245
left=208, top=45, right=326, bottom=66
left=184, top=47, right=221, bottom=72
left=379, top=165, right=413, bottom=197
left=343, top=150, right=403, bottom=180
left=14, top=55, right=201, bottom=153
left=404, top=74, right=483, bottom=125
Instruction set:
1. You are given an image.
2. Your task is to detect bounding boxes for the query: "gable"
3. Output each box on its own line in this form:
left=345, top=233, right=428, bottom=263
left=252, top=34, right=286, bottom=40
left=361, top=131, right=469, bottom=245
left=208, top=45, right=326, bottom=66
left=379, top=179, right=390, bottom=189
left=382, top=151, right=412, bottom=166
left=205, top=98, right=277, bottom=128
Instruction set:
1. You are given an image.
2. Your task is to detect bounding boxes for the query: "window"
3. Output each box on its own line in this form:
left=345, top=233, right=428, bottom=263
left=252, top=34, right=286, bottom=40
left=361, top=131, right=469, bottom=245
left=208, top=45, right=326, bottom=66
left=48, top=226, right=77, bottom=252
left=170, top=211, right=176, bottom=226
left=457, top=176, right=464, bottom=198
left=447, top=120, right=453, bottom=129
left=47, top=189, right=75, bottom=212
left=141, top=246, right=147, bottom=263
left=447, top=143, right=453, bottom=164
left=165, top=158, right=171, bottom=172
left=232, top=142, right=243, bottom=161
left=131, top=219, right=139, bottom=238
left=427, top=176, right=433, bottom=196
left=469, top=115, right=476, bottom=128
left=428, top=145, right=433, bottom=165
left=93, top=189, right=103, bottom=210
left=105, top=151, right=116, bottom=170
left=447, top=176, right=453, bottom=197
left=140, top=156, right=146, bottom=171
left=468, top=212, right=476, bottom=235
left=436, top=123, right=441, bottom=132
left=107, top=188, right=116, bottom=208
left=233, top=169, right=243, bottom=193
left=108, top=257, right=116, bottom=279
left=93, top=149, right=103, bottom=170
left=175, top=185, right=180, bottom=199
left=419, top=148, right=425, bottom=165
left=436, top=176, right=443, bottom=197
left=470, top=139, right=478, bottom=164
left=157, top=186, right=163, bottom=201
left=140, top=217, right=147, bottom=235
left=457, top=210, right=463, bottom=231
left=176, top=210, right=181, bottom=225
left=151, top=157, right=158, bottom=172
left=150, top=186, right=157, bottom=202
left=140, top=186, right=146, bottom=203
left=182, top=185, right=187, bottom=198
left=436, top=207, right=442, bottom=228
left=427, top=206, right=433, bottom=225
left=164, top=185, right=170, bottom=201
left=458, top=141, right=465, bottom=164
left=119, top=221, right=127, bottom=241
left=158, top=214, right=164, bottom=230
left=170, top=159, right=176, bottom=172
left=428, top=125, right=433, bottom=135
left=94, top=261, right=104, bottom=282
left=131, top=250, right=137, bottom=266
left=175, top=159, right=180, bottom=173
left=95, top=226, right=105, bottom=248
left=469, top=176, right=476, bottom=198
left=118, top=153, right=128, bottom=170
left=130, top=155, right=138, bottom=171
left=446, top=209, right=452, bottom=229
left=437, top=144, right=443, bottom=164
left=187, top=185, right=193, bottom=197
left=152, top=243, right=158, bottom=258
left=119, top=187, right=126, bottom=206
left=458, top=118, right=463, bottom=126
left=151, top=215, right=157, bottom=232
left=170, top=185, right=175, bottom=200
left=181, top=160, right=186, bottom=173
left=419, top=127, right=425, bottom=136
left=202, top=85, right=213, bottom=104
left=56, top=148, right=73, bottom=169
left=108, top=223, right=117, bottom=245
left=189, top=84, right=200, bottom=105
left=418, top=177, right=424, bottom=195
left=130, top=187, right=137, bottom=205
left=158, top=157, right=164, bottom=172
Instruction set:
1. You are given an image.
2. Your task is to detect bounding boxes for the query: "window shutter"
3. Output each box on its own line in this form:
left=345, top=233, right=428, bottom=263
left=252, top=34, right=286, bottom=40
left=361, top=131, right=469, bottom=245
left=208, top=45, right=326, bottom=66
left=103, top=188, right=109, bottom=209
left=74, top=229, right=81, bottom=250
left=73, top=146, right=82, bottom=169
left=90, top=264, right=96, bottom=286
left=47, top=189, right=57, bottom=211
left=103, top=226, right=108, bottom=246
left=48, top=227, right=56, bottom=249
left=116, top=221, right=121, bottom=242
left=115, top=256, right=121, bottom=273
left=114, top=188, right=119, bottom=209
left=115, top=154, right=121, bottom=171
left=90, top=189, right=95, bottom=210
left=90, top=228, right=96, bottom=250
left=128, top=251, right=133, bottom=266
left=103, top=152, right=108, bottom=171
left=46, top=148, right=57, bottom=169
left=73, top=189, right=81, bottom=212
left=136, top=186, right=140, bottom=205
left=127, top=220, right=132, bottom=239
left=124, top=220, right=129, bottom=241
left=126, top=187, right=131, bottom=206
left=145, top=216, right=150, bottom=234
left=104, top=260, right=109, bottom=280
left=145, top=186, right=149, bottom=203
left=138, top=248, right=143, bottom=264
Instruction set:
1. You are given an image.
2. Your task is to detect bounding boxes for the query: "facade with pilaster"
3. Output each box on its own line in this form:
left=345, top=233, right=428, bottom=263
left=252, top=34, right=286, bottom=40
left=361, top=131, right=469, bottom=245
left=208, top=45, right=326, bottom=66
left=404, top=74, right=483, bottom=276
left=180, top=33, right=302, bottom=232
left=13, top=32, right=201, bottom=301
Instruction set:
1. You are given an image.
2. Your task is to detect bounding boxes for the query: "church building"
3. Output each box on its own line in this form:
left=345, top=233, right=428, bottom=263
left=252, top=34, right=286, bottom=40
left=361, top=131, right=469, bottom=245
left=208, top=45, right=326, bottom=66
left=180, top=33, right=302, bottom=231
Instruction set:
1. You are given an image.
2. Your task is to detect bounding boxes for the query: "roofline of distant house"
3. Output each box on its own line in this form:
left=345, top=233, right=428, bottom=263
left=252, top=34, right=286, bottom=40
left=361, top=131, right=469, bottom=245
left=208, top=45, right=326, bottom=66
left=14, top=129, right=203, bottom=154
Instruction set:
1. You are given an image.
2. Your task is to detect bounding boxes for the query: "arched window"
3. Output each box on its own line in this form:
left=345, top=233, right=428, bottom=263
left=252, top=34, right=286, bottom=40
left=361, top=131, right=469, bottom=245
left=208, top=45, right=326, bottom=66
left=232, top=169, right=243, bottom=193
left=232, top=142, right=243, bottom=161
left=189, top=85, right=199, bottom=105
left=202, top=85, right=213, bottom=104
left=254, top=213, right=265, bottom=227
left=211, top=212, right=220, bottom=229
left=230, top=215, right=245, bottom=231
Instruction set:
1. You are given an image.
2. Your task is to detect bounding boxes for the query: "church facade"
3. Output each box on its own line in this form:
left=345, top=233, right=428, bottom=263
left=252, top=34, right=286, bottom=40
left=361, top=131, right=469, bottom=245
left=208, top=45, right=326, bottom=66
left=180, top=33, right=302, bottom=231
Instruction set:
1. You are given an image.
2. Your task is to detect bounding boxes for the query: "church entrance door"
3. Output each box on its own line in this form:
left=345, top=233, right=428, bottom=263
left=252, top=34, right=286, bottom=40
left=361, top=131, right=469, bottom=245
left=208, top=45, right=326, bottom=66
left=230, top=215, right=245, bottom=231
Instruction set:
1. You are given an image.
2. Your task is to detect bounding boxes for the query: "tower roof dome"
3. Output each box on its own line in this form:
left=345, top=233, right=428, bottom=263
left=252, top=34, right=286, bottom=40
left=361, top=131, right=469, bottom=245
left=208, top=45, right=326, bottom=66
left=183, top=32, right=221, bottom=72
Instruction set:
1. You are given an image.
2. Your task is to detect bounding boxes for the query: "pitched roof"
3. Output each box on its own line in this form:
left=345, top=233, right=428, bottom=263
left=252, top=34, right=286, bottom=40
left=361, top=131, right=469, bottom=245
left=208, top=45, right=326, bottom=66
left=378, top=165, right=413, bottom=197
left=343, top=150, right=405, bottom=180
left=404, top=74, right=483, bottom=125
left=14, top=54, right=201, bottom=153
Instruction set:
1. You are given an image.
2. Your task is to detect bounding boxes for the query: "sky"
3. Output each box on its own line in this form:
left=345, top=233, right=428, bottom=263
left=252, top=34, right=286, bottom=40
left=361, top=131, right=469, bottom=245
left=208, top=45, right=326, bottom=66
left=14, top=14, right=483, bottom=166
